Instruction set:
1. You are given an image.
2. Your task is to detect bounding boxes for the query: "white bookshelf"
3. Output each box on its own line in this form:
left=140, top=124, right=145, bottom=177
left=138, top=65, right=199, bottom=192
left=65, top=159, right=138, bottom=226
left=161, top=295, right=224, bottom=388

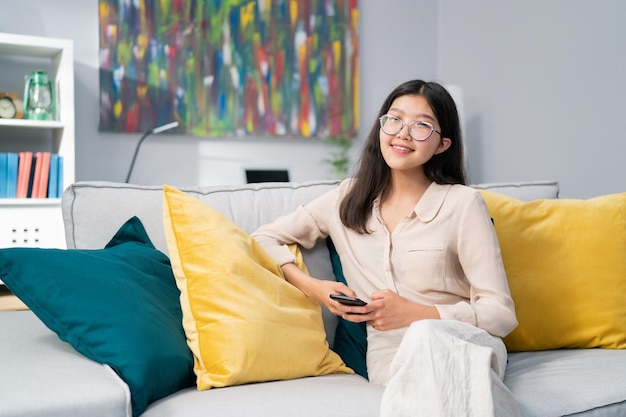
left=0, top=32, right=75, bottom=251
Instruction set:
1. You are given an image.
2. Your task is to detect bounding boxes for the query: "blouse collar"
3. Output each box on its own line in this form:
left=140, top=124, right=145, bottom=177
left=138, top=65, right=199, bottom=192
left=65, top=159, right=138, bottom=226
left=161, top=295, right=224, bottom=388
left=413, top=182, right=453, bottom=223
left=373, top=182, right=453, bottom=224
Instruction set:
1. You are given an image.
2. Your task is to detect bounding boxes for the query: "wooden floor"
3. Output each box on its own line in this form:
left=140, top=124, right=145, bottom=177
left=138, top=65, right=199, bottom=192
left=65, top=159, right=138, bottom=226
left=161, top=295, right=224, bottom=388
left=0, top=286, right=28, bottom=312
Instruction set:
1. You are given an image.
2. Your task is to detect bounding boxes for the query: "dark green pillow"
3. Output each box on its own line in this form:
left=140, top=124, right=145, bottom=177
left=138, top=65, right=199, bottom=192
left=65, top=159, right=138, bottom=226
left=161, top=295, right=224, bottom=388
left=0, top=216, right=195, bottom=417
left=326, top=238, right=368, bottom=379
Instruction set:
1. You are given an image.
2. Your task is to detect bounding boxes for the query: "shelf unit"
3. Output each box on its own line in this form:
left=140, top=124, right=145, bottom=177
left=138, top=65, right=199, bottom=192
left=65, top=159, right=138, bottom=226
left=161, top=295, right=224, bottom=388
left=0, top=32, right=75, bottom=250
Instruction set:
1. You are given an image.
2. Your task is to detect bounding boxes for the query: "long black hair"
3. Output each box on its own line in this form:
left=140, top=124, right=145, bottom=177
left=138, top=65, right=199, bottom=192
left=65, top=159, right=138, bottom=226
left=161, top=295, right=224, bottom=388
left=339, top=79, right=467, bottom=233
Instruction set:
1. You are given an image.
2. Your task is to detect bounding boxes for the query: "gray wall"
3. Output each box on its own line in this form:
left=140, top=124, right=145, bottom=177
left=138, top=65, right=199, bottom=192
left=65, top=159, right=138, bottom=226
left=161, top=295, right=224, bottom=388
left=438, top=0, right=626, bottom=198
left=1, top=0, right=624, bottom=197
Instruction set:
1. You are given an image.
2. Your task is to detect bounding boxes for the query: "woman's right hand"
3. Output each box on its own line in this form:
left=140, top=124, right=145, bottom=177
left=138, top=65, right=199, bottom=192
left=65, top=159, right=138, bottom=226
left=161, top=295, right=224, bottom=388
left=280, top=262, right=361, bottom=315
left=311, top=279, right=363, bottom=316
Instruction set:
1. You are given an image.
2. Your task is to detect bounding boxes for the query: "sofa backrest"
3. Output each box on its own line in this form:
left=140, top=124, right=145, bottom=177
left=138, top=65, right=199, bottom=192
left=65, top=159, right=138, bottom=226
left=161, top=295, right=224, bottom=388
left=61, top=179, right=559, bottom=347
left=472, top=180, right=559, bottom=200
left=62, top=180, right=341, bottom=253
left=62, top=179, right=559, bottom=253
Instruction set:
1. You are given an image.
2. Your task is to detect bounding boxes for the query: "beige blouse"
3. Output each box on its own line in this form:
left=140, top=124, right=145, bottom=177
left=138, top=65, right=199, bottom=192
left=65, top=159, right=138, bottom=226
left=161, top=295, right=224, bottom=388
left=252, top=179, right=518, bottom=384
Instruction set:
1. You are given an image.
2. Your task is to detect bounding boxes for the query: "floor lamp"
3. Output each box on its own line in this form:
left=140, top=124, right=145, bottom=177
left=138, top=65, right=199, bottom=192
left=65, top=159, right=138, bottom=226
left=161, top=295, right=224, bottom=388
left=125, top=121, right=180, bottom=183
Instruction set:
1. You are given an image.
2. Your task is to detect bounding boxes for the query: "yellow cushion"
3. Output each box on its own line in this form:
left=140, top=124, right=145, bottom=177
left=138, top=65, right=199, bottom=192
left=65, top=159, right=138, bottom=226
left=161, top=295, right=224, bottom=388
left=479, top=190, right=626, bottom=352
left=162, top=186, right=351, bottom=389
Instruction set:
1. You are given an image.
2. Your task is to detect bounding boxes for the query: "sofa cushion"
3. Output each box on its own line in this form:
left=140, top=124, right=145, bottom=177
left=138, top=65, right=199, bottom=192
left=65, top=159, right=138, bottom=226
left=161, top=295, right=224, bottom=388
left=0, top=216, right=195, bottom=417
left=162, top=185, right=351, bottom=390
left=327, top=238, right=368, bottom=379
left=506, top=349, right=626, bottom=417
left=0, top=310, right=131, bottom=417
left=142, top=374, right=383, bottom=417
left=479, top=190, right=626, bottom=351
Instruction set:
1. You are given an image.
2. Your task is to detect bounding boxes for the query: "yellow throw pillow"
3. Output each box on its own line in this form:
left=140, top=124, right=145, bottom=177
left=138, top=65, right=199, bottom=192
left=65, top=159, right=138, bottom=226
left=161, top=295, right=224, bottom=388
left=479, top=190, right=626, bottom=352
left=162, top=186, right=352, bottom=389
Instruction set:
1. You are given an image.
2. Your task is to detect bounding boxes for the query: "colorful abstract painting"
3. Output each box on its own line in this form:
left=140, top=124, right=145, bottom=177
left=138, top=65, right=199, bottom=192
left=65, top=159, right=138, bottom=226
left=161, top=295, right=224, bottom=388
left=98, top=0, right=359, bottom=138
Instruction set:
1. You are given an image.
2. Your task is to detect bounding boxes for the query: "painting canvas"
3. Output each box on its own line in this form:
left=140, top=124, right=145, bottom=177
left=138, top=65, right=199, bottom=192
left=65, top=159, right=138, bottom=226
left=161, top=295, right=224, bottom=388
left=98, top=0, right=359, bottom=139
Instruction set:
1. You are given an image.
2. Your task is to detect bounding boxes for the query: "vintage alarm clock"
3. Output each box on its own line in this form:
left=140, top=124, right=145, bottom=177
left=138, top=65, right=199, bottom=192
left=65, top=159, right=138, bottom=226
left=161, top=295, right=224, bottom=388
left=0, top=92, right=23, bottom=119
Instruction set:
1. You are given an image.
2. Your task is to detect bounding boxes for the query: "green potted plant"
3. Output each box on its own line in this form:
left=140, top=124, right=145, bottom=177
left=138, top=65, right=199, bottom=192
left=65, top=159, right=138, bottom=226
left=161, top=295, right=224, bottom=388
left=322, top=135, right=353, bottom=179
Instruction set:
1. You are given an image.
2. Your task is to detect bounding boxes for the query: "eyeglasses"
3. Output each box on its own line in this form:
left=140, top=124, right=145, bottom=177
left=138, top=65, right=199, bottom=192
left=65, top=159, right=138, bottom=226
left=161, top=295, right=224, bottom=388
left=379, top=114, right=441, bottom=141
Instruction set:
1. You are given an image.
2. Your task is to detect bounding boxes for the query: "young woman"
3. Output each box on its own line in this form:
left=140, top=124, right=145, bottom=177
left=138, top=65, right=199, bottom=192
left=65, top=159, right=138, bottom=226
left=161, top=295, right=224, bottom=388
left=252, top=80, right=521, bottom=416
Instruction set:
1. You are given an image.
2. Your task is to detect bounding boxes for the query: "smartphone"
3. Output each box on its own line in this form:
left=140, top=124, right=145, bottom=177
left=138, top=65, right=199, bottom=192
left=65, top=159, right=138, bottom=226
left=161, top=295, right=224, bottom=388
left=330, top=293, right=367, bottom=306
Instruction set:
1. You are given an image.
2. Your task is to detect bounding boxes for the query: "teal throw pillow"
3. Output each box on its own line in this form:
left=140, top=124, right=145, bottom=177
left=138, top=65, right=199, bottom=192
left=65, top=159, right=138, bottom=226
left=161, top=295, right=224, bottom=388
left=0, top=216, right=195, bottom=417
left=326, top=238, right=368, bottom=379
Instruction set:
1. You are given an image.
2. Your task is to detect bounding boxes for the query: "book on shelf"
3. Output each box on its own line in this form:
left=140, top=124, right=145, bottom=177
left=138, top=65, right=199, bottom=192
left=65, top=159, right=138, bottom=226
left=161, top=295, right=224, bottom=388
left=7, top=153, right=18, bottom=197
left=0, top=152, right=19, bottom=198
left=30, top=152, right=42, bottom=198
left=26, top=152, right=38, bottom=198
left=48, top=153, right=59, bottom=199
left=0, top=151, right=63, bottom=199
left=0, top=153, right=7, bottom=197
left=56, top=155, right=64, bottom=198
left=16, top=152, right=32, bottom=198
left=34, top=151, right=51, bottom=198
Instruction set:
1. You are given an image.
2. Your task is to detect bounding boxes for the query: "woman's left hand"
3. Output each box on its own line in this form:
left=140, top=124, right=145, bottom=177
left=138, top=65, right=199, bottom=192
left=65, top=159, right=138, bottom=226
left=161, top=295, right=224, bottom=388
left=343, top=289, right=440, bottom=331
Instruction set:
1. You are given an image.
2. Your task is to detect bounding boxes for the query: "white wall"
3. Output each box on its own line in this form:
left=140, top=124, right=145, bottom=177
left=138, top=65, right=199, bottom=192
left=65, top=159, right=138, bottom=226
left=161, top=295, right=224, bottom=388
left=2, top=0, right=624, bottom=197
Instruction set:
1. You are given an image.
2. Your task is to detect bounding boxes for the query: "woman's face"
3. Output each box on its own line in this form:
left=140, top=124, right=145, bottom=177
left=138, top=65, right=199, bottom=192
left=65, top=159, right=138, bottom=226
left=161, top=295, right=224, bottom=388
left=379, top=94, right=451, bottom=176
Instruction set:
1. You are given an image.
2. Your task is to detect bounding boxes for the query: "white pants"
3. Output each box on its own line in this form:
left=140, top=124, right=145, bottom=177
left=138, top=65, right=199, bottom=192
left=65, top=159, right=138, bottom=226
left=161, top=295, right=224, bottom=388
left=379, top=320, right=521, bottom=417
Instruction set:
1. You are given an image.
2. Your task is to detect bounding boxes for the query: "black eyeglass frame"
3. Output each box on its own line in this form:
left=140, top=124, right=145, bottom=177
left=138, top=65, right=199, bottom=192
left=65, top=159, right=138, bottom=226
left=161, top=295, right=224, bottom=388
left=378, top=114, right=442, bottom=142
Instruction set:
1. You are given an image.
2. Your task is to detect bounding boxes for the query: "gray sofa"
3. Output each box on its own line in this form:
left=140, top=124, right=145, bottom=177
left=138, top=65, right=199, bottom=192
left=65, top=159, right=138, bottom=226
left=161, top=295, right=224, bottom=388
left=1, top=179, right=626, bottom=417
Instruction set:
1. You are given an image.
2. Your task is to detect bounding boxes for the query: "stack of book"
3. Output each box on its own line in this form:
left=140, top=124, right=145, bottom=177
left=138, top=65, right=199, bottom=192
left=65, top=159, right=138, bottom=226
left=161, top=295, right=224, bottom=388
left=0, top=152, right=64, bottom=199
